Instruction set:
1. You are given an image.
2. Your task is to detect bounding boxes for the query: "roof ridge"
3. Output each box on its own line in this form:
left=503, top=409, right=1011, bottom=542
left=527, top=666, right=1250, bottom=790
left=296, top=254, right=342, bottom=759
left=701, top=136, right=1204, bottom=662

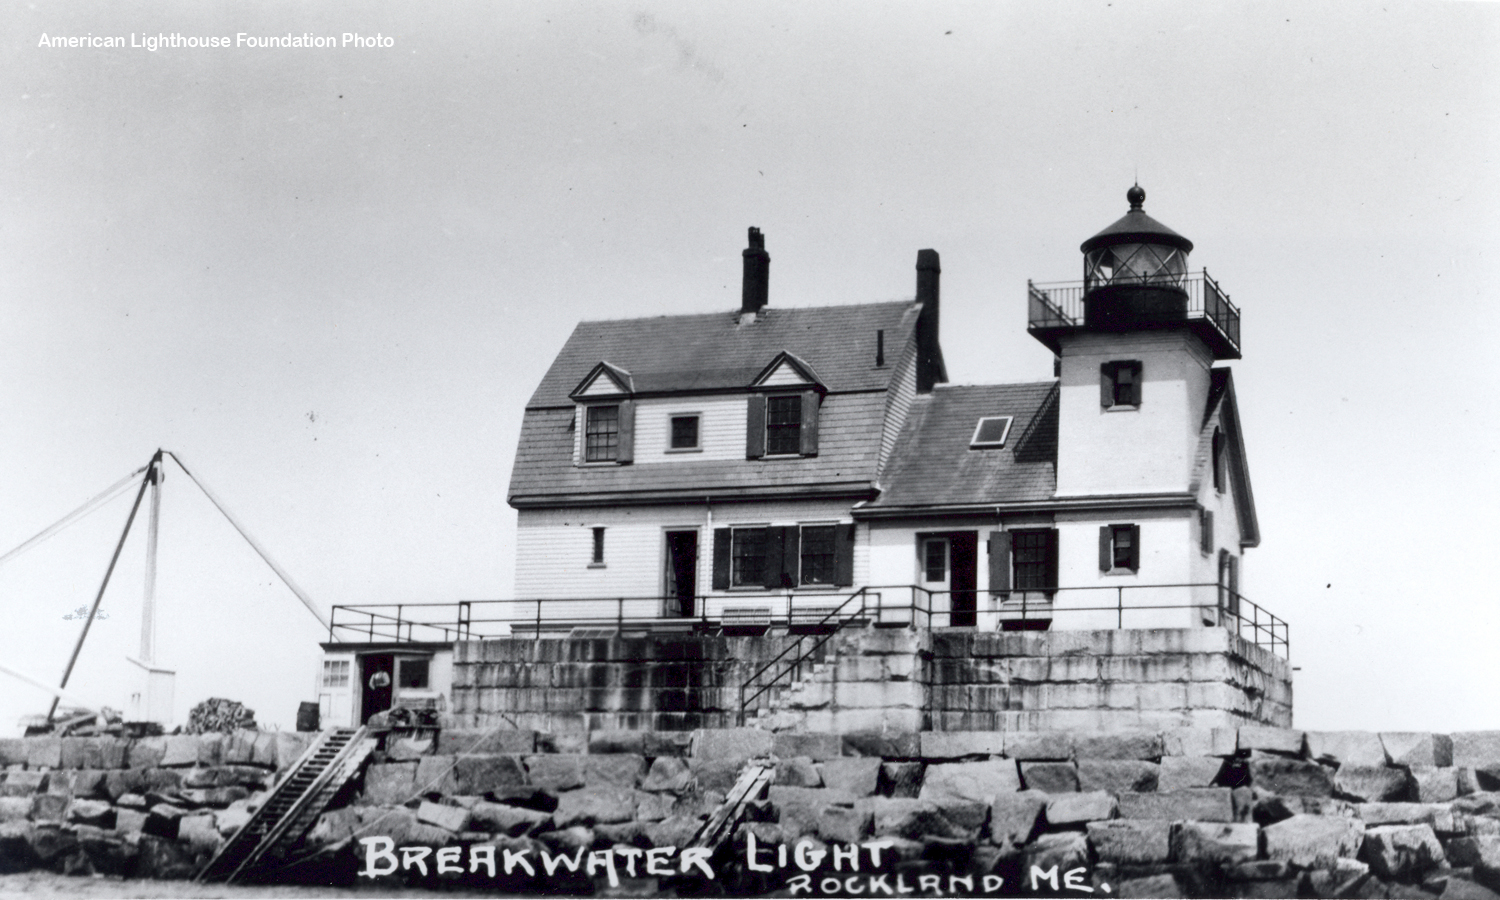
left=574, top=298, right=915, bottom=326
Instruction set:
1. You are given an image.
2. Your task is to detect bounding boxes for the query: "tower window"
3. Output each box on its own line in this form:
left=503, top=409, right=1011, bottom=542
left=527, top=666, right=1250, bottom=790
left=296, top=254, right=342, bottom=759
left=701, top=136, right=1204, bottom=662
left=584, top=405, right=620, bottom=461
left=1101, top=361, right=1142, bottom=408
left=1099, top=524, right=1140, bottom=573
left=765, top=396, right=803, bottom=455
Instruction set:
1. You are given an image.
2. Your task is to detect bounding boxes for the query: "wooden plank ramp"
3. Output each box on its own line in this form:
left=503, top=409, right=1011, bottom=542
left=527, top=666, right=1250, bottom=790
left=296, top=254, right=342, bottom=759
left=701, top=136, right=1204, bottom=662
left=689, top=760, right=775, bottom=851
left=195, top=727, right=376, bottom=884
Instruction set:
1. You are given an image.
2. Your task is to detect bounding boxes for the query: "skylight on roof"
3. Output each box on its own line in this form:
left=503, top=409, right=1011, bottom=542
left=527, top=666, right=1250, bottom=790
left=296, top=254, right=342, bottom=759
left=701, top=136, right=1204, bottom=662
left=969, top=416, right=1014, bottom=449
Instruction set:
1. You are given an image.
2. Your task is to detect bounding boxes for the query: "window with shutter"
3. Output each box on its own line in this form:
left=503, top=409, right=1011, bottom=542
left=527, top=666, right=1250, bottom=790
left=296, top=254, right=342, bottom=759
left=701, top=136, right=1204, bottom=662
left=730, top=526, right=769, bottom=587
left=1100, top=361, right=1143, bottom=409
left=799, top=525, right=837, bottom=585
left=584, top=405, right=620, bottom=461
left=766, top=395, right=802, bottom=455
left=1101, top=524, right=1140, bottom=573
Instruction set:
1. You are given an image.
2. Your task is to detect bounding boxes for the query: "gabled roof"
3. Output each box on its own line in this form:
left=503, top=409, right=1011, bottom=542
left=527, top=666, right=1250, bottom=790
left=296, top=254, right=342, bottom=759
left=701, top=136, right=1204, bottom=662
left=569, top=361, right=633, bottom=398
left=525, top=302, right=920, bottom=408
left=864, top=381, right=1059, bottom=511
left=750, top=351, right=824, bottom=392
left=1197, top=368, right=1260, bottom=547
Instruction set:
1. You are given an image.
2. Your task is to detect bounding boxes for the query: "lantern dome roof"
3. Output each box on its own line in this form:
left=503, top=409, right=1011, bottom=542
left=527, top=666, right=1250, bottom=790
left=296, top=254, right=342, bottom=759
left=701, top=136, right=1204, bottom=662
left=1080, top=185, right=1194, bottom=254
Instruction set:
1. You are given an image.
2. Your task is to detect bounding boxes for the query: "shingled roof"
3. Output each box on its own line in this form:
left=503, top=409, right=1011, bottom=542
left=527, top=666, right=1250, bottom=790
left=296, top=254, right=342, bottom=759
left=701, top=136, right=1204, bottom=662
left=864, top=381, right=1059, bottom=511
left=525, top=302, right=921, bottom=408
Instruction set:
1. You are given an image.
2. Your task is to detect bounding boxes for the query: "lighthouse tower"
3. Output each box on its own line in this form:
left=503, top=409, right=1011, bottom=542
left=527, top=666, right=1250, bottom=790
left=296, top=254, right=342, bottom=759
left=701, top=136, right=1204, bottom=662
left=1027, top=186, right=1252, bottom=628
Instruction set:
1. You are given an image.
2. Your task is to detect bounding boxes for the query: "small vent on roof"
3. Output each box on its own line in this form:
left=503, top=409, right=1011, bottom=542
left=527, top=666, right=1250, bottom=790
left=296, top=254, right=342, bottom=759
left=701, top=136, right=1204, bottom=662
left=969, top=416, right=1014, bottom=449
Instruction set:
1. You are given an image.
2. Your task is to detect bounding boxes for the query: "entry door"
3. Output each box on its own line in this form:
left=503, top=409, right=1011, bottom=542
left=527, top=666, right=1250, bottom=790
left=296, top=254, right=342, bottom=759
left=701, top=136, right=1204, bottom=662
left=948, top=532, right=978, bottom=627
left=360, top=654, right=394, bottom=725
left=664, top=531, right=699, bottom=618
left=921, top=537, right=951, bottom=622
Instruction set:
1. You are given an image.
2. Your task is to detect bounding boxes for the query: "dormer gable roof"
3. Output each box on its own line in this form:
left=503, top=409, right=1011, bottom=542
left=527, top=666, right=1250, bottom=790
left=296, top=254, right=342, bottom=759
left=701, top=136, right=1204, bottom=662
left=750, top=351, right=825, bottom=393
left=569, top=361, right=633, bottom=399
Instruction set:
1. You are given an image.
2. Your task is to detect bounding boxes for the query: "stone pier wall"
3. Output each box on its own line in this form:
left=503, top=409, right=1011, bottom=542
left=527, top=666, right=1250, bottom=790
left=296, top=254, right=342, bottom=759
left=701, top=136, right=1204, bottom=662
left=1, top=725, right=1499, bottom=897
left=451, top=626, right=1294, bottom=735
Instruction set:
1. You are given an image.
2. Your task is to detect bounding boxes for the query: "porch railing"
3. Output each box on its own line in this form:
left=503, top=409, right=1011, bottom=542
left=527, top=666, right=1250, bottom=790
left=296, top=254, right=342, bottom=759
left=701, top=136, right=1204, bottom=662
left=327, top=582, right=1287, bottom=660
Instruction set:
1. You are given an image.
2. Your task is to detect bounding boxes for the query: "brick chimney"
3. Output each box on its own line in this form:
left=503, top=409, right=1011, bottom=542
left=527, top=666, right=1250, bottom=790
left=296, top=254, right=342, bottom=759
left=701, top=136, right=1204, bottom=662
left=741, top=227, right=770, bottom=321
left=915, top=249, right=946, bottom=393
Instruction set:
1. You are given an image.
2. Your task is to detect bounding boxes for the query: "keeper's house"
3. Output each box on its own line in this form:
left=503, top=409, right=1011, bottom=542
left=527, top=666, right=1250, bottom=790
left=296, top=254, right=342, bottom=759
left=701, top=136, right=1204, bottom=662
left=506, top=186, right=1259, bottom=635
left=317, top=187, right=1286, bottom=731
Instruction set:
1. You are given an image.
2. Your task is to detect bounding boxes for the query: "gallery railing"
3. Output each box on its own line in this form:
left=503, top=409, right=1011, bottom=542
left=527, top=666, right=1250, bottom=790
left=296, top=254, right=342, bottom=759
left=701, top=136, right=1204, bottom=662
left=1027, top=270, right=1241, bottom=355
left=327, top=582, right=1287, bottom=660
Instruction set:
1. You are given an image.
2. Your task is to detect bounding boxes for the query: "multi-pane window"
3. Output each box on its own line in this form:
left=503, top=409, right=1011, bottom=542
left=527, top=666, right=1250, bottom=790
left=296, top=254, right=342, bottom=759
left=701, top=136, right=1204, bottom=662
left=670, top=415, right=700, bottom=450
left=765, top=396, right=802, bottom=454
left=799, top=525, right=836, bottom=585
left=321, top=659, right=350, bottom=689
left=584, top=405, right=620, bottom=462
left=731, top=527, right=768, bottom=587
left=923, top=539, right=948, bottom=582
left=1012, top=531, right=1053, bottom=590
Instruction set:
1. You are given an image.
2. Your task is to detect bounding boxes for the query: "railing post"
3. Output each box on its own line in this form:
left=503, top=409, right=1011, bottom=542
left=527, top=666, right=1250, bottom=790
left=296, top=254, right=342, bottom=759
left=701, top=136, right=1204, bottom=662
left=1117, top=587, right=1123, bottom=629
left=368, top=613, right=374, bottom=641
left=535, top=599, right=541, bottom=636
left=396, top=605, right=403, bottom=643
left=617, top=597, right=624, bottom=631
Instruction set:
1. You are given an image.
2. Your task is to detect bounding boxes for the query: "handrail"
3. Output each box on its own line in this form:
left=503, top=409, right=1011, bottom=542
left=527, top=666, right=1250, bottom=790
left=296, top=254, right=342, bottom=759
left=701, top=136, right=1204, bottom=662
left=736, top=587, right=869, bottom=724
left=326, top=581, right=1288, bottom=660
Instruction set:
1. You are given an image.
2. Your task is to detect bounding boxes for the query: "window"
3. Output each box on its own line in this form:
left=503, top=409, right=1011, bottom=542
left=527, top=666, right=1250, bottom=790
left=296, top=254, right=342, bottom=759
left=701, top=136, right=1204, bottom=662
left=584, top=405, right=620, bottom=461
left=397, top=658, right=430, bottom=690
left=713, top=523, right=854, bottom=589
left=730, top=527, right=768, bottom=587
left=1199, top=509, right=1214, bottom=555
left=766, top=396, right=802, bottom=455
left=1100, top=361, right=1142, bottom=408
left=321, top=659, right=350, bottom=689
left=969, top=416, right=1014, bottom=449
left=799, top=525, right=837, bottom=585
left=923, top=539, right=948, bottom=582
left=670, top=415, right=700, bottom=450
left=1099, top=524, right=1140, bottom=572
left=1212, top=428, right=1227, bottom=493
left=1012, top=530, right=1055, bottom=591
left=591, top=527, right=606, bottom=566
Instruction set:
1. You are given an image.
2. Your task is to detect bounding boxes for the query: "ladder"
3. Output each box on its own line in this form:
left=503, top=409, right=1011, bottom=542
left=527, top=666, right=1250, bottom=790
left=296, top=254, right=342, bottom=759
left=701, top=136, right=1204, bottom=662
left=689, top=761, right=775, bottom=851
left=196, top=727, right=376, bottom=884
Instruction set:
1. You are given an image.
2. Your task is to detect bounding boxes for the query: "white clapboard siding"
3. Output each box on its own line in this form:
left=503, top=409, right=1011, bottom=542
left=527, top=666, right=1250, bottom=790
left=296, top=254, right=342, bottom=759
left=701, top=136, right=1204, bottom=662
left=631, top=395, right=748, bottom=463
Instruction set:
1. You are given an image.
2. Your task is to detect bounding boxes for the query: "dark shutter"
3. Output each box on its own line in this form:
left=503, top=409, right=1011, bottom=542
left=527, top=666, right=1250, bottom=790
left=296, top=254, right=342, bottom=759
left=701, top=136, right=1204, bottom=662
left=1100, top=363, right=1114, bottom=408
left=1127, top=524, right=1141, bottom=571
left=763, top=526, right=787, bottom=589
left=781, top=527, right=800, bottom=587
left=616, top=399, right=635, bottom=464
left=987, top=531, right=1011, bottom=597
left=746, top=394, right=766, bottom=459
left=1128, top=362, right=1142, bottom=406
left=1045, top=528, right=1060, bottom=590
left=1202, top=511, right=1214, bottom=554
left=1098, top=525, right=1111, bottom=572
left=833, top=523, right=855, bottom=587
left=799, top=390, right=820, bottom=456
left=711, top=528, right=731, bottom=590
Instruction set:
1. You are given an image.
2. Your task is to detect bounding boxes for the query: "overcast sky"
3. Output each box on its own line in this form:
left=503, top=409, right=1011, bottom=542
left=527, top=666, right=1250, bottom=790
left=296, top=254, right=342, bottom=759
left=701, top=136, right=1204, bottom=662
left=1, top=1, right=1495, bottom=735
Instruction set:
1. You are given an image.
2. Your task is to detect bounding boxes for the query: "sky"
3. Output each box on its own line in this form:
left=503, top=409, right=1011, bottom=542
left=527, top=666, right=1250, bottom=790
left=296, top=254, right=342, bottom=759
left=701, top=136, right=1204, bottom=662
left=0, top=1, right=1496, bottom=735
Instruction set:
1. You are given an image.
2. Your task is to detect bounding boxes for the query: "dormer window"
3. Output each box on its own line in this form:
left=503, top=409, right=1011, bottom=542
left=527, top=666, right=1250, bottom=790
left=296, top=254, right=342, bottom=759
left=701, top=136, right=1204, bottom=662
left=747, top=390, right=820, bottom=459
left=584, top=405, right=620, bottom=462
left=969, top=416, right=1014, bottom=448
left=766, top=396, right=802, bottom=455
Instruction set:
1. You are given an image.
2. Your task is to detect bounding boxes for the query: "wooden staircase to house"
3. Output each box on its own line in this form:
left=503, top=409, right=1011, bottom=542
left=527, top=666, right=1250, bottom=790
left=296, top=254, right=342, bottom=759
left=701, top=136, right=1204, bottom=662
left=195, top=727, right=376, bottom=884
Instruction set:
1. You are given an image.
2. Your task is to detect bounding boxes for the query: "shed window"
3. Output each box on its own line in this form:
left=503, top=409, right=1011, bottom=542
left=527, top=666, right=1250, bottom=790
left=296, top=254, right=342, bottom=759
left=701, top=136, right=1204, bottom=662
left=397, top=658, right=430, bottom=690
left=969, top=416, right=1014, bottom=448
left=321, top=659, right=350, bottom=689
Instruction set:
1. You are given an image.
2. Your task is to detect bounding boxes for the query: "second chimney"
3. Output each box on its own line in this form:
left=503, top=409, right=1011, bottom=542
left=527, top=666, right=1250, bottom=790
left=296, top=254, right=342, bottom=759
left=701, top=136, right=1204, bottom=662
left=915, top=248, right=945, bottom=393
left=741, top=227, right=770, bottom=319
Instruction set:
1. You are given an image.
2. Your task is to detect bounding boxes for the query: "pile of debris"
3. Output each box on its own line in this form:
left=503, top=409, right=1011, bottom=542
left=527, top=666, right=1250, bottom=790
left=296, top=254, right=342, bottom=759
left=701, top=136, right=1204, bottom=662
left=185, top=699, right=257, bottom=735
